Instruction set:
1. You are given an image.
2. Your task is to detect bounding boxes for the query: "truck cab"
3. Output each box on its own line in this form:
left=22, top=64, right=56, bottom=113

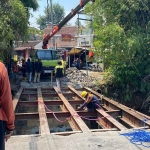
left=35, top=49, right=58, bottom=74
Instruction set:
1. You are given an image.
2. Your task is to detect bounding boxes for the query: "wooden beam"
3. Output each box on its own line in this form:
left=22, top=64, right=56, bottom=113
left=60, top=105, right=79, bottom=131
left=97, top=109, right=127, bottom=130
left=37, top=87, right=50, bottom=135
left=51, top=131, right=82, bottom=136
left=13, top=86, right=23, bottom=110
left=54, top=87, right=90, bottom=133
left=91, top=128, right=118, bottom=132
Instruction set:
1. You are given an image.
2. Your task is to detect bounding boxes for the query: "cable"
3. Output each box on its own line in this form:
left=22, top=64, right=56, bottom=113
left=120, top=119, right=150, bottom=148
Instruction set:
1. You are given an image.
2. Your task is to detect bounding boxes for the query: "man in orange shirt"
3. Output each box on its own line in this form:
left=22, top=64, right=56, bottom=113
left=0, top=62, right=15, bottom=150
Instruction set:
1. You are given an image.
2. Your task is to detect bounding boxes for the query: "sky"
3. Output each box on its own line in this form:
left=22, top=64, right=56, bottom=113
left=29, top=0, right=81, bottom=29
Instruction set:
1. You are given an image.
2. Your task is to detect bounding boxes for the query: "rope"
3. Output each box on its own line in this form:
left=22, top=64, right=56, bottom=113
left=120, top=119, right=150, bottom=148
left=38, top=101, right=112, bottom=122
left=38, top=101, right=150, bottom=148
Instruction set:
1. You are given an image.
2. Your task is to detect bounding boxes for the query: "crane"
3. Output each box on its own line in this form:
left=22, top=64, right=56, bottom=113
left=42, top=0, right=95, bottom=49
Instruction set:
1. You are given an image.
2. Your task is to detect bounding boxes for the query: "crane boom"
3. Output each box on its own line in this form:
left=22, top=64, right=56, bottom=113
left=42, top=0, right=94, bottom=49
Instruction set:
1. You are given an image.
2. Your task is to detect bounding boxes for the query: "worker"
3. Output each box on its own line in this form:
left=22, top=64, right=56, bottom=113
left=13, top=61, right=19, bottom=83
left=61, top=57, right=66, bottom=76
left=26, top=58, right=33, bottom=83
left=22, top=58, right=26, bottom=81
left=34, top=58, right=42, bottom=83
left=55, top=61, right=64, bottom=93
left=0, top=62, right=15, bottom=150
left=77, top=91, right=99, bottom=111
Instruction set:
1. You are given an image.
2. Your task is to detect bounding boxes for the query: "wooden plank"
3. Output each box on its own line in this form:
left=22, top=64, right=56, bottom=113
left=37, top=87, right=50, bottom=135
left=91, top=128, right=118, bottom=132
left=60, top=105, right=79, bottom=131
left=13, top=86, right=23, bottom=110
left=97, top=109, right=127, bottom=130
left=54, top=87, right=90, bottom=133
left=85, top=87, right=150, bottom=127
left=51, top=131, right=82, bottom=136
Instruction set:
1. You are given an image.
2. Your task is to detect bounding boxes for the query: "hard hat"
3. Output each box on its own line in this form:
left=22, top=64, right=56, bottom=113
left=81, top=91, right=87, bottom=98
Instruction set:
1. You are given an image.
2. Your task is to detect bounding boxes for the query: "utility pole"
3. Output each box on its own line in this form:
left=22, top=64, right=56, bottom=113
left=50, top=0, right=55, bottom=49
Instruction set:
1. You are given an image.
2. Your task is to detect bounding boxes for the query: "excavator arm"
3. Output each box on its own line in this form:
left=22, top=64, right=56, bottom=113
left=42, top=0, right=95, bottom=49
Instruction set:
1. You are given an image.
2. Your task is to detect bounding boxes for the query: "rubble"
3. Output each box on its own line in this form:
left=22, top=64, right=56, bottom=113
left=66, top=67, right=97, bottom=88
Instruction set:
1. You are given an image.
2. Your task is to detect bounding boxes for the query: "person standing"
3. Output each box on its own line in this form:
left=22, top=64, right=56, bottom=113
left=61, top=57, right=66, bottom=76
left=55, top=61, right=64, bottom=93
left=26, top=58, right=33, bottom=83
left=0, top=62, right=15, bottom=150
left=13, top=61, right=19, bottom=83
left=34, top=59, right=42, bottom=83
left=22, top=59, right=26, bottom=81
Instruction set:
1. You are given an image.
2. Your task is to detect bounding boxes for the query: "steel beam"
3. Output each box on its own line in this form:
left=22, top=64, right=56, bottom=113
left=13, top=86, right=23, bottom=110
left=15, top=111, right=97, bottom=120
left=96, top=109, right=127, bottom=130
left=54, top=87, right=90, bottom=133
left=68, top=86, right=127, bottom=130
left=84, top=87, right=150, bottom=128
left=105, top=110, right=122, bottom=117
left=37, top=87, right=50, bottom=135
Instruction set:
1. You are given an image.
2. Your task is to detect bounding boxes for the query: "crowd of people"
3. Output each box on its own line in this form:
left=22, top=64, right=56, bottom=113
left=12, top=58, right=42, bottom=83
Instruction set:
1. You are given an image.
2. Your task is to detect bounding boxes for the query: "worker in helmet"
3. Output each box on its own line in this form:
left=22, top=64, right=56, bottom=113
left=77, top=91, right=99, bottom=111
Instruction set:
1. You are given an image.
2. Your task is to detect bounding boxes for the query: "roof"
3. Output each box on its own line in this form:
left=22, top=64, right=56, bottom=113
left=44, top=25, right=78, bottom=35
left=44, top=25, right=78, bottom=48
left=14, top=41, right=41, bottom=51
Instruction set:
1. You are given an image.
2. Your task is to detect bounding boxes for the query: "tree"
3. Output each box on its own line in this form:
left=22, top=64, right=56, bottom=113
left=0, top=0, right=28, bottom=61
left=20, top=0, right=39, bottom=11
left=85, top=0, right=150, bottom=105
left=36, top=2, right=65, bottom=30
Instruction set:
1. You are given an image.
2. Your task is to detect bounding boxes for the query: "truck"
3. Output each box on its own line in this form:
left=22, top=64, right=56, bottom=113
left=35, top=49, right=58, bottom=74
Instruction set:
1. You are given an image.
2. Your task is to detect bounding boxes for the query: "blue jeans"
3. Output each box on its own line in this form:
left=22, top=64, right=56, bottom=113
left=56, top=78, right=62, bottom=93
left=27, top=72, right=32, bottom=82
left=0, top=120, right=5, bottom=150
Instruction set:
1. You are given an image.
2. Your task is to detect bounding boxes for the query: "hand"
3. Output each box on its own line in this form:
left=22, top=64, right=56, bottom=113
left=76, top=106, right=82, bottom=111
left=5, top=130, right=13, bottom=142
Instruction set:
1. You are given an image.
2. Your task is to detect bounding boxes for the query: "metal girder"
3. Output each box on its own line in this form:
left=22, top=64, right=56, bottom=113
left=37, top=87, right=50, bottom=135
left=15, top=111, right=97, bottom=120
left=105, top=110, right=122, bottom=117
left=54, top=87, right=90, bottom=133
left=84, top=87, right=150, bottom=128
left=17, top=100, right=84, bottom=107
left=15, top=112, right=39, bottom=119
left=42, top=92, right=76, bottom=97
left=96, top=109, right=127, bottom=130
left=13, top=87, right=23, bottom=110
left=68, top=86, right=127, bottom=130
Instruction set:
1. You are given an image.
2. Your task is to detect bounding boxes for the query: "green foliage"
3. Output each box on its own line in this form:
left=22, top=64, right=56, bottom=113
left=85, top=0, right=150, bottom=102
left=20, top=0, right=39, bottom=11
left=36, top=2, right=65, bottom=30
left=0, top=0, right=28, bottom=61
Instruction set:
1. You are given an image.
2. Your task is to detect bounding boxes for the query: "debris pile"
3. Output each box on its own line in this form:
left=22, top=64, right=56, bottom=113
left=66, top=67, right=96, bottom=87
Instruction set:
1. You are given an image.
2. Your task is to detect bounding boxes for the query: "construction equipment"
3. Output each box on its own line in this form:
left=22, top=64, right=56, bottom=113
left=42, top=0, right=95, bottom=49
